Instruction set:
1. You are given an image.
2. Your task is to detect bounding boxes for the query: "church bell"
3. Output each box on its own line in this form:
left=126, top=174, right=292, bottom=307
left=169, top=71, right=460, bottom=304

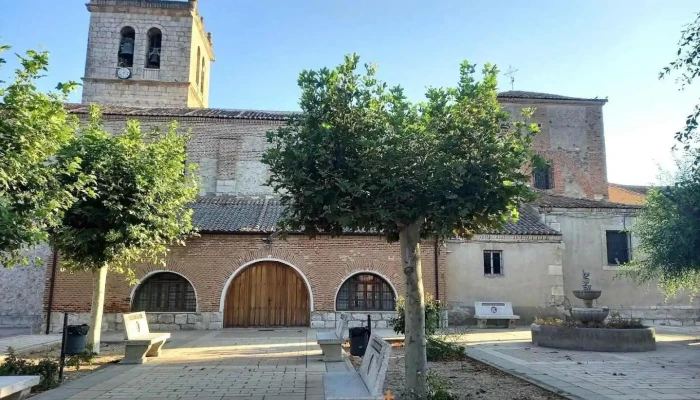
left=119, top=40, right=134, bottom=57
left=149, top=52, right=160, bottom=65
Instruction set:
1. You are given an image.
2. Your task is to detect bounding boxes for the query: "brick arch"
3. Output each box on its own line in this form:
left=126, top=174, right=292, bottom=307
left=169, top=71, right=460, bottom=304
left=333, top=270, right=399, bottom=312
left=217, top=252, right=315, bottom=313
left=129, top=270, right=199, bottom=312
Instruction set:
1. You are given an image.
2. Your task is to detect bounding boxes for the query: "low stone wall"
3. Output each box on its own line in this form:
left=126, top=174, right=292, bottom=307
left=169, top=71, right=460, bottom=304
left=612, top=305, right=700, bottom=326
left=311, top=311, right=397, bottom=329
left=531, top=324, right=656, bottom=352
left=45, top=312, right=224, bottom=333
left=447, top=302, right=562, bottom=326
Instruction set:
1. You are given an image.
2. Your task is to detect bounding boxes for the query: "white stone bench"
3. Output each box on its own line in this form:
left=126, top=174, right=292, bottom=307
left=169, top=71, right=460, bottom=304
left=316, top=313, right=349, bottom=362
left=474, top=301, right=520, bottom=328
left=121, top=311, right=171, bottom=364
left=324, top=333, right=391, bottom=400
left=0, top=376, right=40, bottom=400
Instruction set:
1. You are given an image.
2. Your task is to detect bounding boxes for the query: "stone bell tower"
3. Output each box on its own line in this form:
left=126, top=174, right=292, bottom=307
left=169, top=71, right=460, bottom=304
left=81, top=0, right=215, bottom=108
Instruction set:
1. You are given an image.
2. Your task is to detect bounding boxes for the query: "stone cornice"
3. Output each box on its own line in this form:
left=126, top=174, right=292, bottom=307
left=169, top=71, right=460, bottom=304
left=82, top=77, right=191, bottom=87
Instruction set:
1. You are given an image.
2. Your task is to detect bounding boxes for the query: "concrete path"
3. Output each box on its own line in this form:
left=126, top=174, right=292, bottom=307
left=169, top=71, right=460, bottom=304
left=0, top=327, right=32, bottom=339
left=0, top=332, right=61, bottom=357
left=33, top=328, right=351, bottom=400
left=462, top=326, right=700, bottom=400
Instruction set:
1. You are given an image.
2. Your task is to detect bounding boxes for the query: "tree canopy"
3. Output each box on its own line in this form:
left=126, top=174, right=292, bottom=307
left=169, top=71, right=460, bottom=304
left=263, top=54, right=539, bottom=396
left=0, top=45, right=83, bottom=266
left=263, top=54, right=538, bottom=242
left=50, top=106, right=199, bottom=280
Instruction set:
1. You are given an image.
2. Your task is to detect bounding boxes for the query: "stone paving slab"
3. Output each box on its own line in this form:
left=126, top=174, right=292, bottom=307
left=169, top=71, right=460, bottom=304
left=33, top=328, right=348, bottom=400
left=463, top=327, right=700, bottom=400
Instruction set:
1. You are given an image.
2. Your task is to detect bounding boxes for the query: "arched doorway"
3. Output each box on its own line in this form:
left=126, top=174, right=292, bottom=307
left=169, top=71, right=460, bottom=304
left=224, top=261, right=310, bottom=327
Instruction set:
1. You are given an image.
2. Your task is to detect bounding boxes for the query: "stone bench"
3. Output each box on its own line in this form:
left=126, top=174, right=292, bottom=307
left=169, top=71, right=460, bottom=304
left=316, top=313, right=349, bottom=362
left=0, top=376, right=40, bottom=400
left=121, top=311, right=171, bottom=364
left=324, top=333, right=391, bottom=400
left=474, top=301, right=520, bottom=328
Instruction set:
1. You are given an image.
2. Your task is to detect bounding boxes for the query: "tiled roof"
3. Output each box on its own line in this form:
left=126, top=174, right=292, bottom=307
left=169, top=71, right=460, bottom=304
left=497, top=91, right=607, bottom=103
left=609, top=183, right=654, bottom=196
left=532, top=192, right=641, bottom=209
left=191, top=196, right=559, bottom=235
left=65, top=103, right=295, bottom=121
left=192, top=196, right=282, bottom=233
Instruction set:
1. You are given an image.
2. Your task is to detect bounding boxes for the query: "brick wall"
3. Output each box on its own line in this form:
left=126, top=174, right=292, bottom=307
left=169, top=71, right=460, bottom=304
left=502, top=100, right=608, bottom=200
left=43, top=234, right=447, bottom=330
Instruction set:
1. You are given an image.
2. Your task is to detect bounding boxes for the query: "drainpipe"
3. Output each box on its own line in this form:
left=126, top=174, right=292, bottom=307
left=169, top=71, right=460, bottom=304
left=434, top=238, right=440, bottom=301
left=45, top=248, right=58, bottom=335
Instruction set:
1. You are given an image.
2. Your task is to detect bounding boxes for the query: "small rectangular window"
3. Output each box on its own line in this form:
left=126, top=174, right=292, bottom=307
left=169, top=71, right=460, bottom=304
left=606, top=231, right=630, bottom=265
left=533, top=165, right=553, bottom=190
left=483, top=250, right=504, bottom=276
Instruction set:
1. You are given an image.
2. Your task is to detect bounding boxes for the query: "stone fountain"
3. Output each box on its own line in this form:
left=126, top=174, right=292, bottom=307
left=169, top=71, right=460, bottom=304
left=570, top=271, right=609, bottom=324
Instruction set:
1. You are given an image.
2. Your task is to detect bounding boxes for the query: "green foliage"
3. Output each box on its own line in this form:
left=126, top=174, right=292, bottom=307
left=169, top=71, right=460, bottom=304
left=391, top=294, right=443, bottom=336
left=0, top=347, right=60, bottom=390
left=426, top=337, right=465, bottom=362
left=262, top=54, right=539, bottom=242
left=619, top=159, right=700, bottom=296
left=50, top=106, right=199, bottom=279
left=0, top=44, right=83, bottom=266
left=404, top=372, right=458, bottom=400
left=661, top=12, right=700, bottom=148
left=534, top=313, right=645, bottom=329
left=65, top=344, right=96, bottom=370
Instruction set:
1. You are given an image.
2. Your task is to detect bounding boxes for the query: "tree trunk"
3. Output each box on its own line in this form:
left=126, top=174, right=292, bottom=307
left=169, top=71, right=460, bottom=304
left=87, top=266, right=107, bottom=354
left=399, top=220, right=427, bottom=397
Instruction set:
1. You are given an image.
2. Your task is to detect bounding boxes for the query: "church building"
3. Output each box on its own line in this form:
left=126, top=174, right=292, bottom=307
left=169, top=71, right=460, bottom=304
left=1, top=0, right=695, bottom=333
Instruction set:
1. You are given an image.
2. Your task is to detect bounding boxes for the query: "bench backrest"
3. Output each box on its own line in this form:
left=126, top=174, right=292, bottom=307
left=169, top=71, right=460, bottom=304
left=475, top=301, right=515, bottom=317
left=122, top=311, right=150, bottom=340
left=336, top=313, right=349, bottom=339
left=358, top=333, right=392, bottom=396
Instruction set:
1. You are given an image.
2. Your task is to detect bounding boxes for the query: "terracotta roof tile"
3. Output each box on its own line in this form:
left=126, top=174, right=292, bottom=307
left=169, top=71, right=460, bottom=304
left=65, top=103, right=294, bottom=121
left=532, top=192, right=641, bottom=209
left=497, top=91, right=607, bottom=103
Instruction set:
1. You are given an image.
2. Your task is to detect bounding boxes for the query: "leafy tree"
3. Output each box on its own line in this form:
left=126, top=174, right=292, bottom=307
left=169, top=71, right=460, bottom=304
left=621, top=159, right=700, bottom=296
left=263, top=54, right=538, bottom=395
left=51, top=106, right=199, bottom=352
left=661, top=11, right=700, bottom=148
left=0, top=45, right=83, bottom=266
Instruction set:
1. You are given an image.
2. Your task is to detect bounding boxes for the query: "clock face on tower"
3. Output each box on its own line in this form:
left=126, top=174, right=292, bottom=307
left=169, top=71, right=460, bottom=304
left=116, top=67, right=132, bottom=79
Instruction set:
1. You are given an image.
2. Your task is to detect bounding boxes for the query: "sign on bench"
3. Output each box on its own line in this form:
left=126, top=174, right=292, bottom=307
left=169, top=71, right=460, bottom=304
left=316, top=313, right=349, bottom=362
left=122, top=312, right=171, bottom=364
left=324, top=333, right=392, bottom=400
left=0, top=376, right=40, bottom=400
left=474, top=301, right=520, bottom=328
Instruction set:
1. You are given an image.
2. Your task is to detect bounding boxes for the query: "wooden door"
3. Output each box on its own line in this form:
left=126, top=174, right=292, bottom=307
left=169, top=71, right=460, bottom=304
left=224, top=262, right=310, bottom=327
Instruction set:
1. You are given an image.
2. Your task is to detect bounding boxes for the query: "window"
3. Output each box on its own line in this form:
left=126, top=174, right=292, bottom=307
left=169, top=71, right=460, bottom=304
left=118, top=26, right=136, bottom=68
left=132, top=272, right=196, bottom=312
left=336, top=273, right=395, bottom=311
left=146, top=28, right=162, bottom=69
left=483, top=250, right=503, bottom=276
left=195, top=47, right=201, bottom=85
left=533, top=164, right=553, bottom=190
left=200, top=57, right=206, bottom=94
left=606, top=231, right=630, bottom=265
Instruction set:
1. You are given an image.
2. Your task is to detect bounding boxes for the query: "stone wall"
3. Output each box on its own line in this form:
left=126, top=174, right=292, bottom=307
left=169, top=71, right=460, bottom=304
left=311, top=312, right=397, bottom=329
left=82, top=0, right=213, bottom=107
left=0, top=246, right=50, bottom=328
left=614, top=305, right=700, bottom=327
left=45, top=312, right=224, bottom=333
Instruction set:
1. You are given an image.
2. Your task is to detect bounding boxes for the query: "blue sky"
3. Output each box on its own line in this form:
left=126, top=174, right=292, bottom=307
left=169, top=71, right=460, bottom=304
left=2, top=0, right=699, bottom=185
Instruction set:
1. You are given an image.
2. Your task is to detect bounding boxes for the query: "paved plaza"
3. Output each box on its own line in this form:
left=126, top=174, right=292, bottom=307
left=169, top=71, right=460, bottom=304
left=33, top=328, right=352, bottom=400
left=0, top=331, right=60, bottom=356
left=463, top=326, right=700, bottom=400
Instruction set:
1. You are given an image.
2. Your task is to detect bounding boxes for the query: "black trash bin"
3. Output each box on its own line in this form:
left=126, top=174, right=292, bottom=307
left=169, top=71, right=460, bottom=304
left=349, top=327, right=369, bottom=356
left=65, top=324, right=90, bottom=355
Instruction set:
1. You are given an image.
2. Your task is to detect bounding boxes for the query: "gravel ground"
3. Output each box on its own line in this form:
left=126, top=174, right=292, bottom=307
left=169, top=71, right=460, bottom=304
left=353, top=346, right=563, bottom=400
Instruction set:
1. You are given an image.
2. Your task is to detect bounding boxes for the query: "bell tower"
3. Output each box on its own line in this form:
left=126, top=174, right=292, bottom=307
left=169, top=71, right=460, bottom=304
left=81, top=0, right=215, bottom=108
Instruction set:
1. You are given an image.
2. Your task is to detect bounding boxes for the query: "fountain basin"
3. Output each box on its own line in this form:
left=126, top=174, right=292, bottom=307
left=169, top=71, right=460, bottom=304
left=570, top=307, right=609, bottom=323
left=531, top=324, right=656, bottom=352
left=572, top=290, right=602, bottom=301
